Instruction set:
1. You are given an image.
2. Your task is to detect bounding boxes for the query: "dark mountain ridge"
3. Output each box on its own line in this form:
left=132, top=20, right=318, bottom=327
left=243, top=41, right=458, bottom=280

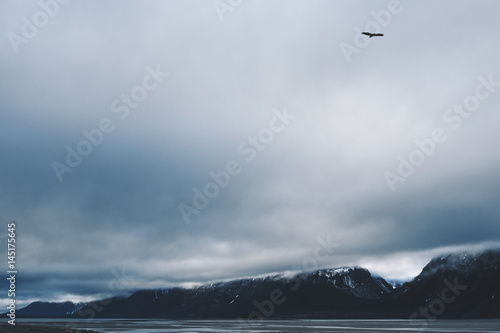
left=16, top=249, right=500, bottom=319
left=390, top=249, right=500, bottom=319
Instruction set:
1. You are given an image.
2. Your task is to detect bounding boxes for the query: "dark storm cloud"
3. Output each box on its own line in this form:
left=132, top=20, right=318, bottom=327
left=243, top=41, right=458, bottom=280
left=1, top=0, right=500, bottom=306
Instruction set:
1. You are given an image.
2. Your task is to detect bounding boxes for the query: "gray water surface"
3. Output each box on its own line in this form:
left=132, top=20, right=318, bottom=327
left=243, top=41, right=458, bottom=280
left=18, top=318, right=500, bottom=333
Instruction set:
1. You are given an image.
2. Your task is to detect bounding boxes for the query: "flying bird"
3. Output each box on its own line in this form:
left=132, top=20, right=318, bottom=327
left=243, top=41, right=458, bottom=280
left=362, top=32, right=384, bottom=38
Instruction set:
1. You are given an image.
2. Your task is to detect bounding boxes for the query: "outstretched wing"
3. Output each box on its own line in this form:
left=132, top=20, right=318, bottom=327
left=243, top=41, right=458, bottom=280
left=362, top=32, right=384, bottom=38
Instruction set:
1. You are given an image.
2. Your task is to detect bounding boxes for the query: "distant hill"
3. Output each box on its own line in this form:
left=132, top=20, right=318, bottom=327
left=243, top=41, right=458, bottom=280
left=16, top=249, right=500, bottom=319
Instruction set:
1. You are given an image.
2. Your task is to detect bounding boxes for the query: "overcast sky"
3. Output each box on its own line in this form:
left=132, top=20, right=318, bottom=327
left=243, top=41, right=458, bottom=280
left=1, top=0, right=500, bottom=308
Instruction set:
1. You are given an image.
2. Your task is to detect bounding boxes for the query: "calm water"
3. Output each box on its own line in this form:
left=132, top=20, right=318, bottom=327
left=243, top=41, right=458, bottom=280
left=18, top=318, right=500, bottom=333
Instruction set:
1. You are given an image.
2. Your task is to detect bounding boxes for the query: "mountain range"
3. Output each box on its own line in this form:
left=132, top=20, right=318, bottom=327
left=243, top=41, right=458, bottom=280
left=16, top=249, right=500, bottom=319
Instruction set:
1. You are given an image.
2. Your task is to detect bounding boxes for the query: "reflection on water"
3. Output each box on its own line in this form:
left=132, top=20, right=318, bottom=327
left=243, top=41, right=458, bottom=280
left=18, top=318, right=500, bottom=333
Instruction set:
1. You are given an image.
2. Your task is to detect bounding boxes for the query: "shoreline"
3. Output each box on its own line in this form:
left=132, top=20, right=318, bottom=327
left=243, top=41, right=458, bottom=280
left=0, top=324, right=99, bottom=333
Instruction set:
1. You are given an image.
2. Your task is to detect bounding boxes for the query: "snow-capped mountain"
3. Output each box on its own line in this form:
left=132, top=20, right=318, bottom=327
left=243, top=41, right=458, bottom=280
left=16, top=249, right=500, bottom=319
left=295, top=267, right=395, bottom=299
left=391, top=249, right=500, bottom=318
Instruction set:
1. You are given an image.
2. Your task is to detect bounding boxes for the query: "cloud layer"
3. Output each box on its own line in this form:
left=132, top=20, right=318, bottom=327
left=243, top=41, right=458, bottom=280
left=1, top=0, right=500, bottom=308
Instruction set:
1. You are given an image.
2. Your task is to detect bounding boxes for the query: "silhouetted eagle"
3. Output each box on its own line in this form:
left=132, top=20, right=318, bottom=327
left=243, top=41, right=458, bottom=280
left=362, top=32, right=384, bottom=38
